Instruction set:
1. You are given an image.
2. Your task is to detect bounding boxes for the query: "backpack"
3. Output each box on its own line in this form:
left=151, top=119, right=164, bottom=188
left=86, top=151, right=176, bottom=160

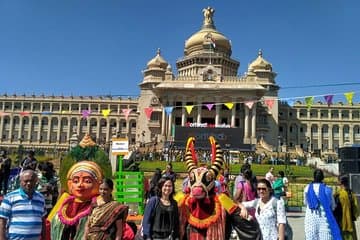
left=273, top=178, right=285, bottom=198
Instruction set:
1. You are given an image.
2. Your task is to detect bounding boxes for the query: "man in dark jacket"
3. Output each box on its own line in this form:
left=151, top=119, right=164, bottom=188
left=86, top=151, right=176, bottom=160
left=0, top=151, right=11, bottom=195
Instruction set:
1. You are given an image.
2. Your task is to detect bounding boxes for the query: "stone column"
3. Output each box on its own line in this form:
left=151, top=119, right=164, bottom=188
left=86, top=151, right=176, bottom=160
left=328, top=124, right=333, bottom=151
left=47, top=117, right=51, bottom=142
left=318, top=124, right=322, bottom=150
left=18, top=116, right=24, bottom=140
left=161, top=107, right=166, bottom=135
left=96, top=117, right=101, bottom=141
left=350, top=124, right=354, bottom=144
left=37, top=117, right=42, bottom=142
left=9, top=115, right=14, bottom=142
left=168, top=112, right=173, bottom=138
left=181, top=101, right=186, bottom=126
left=215, top=104, right=220, bottom=126
left=339, top=124, right=344, bottom=147
left=0, top=116, right=4, bottom=141
left=251, top=104, right=257, bottom=142
left=244, top=107, right=249, bottom=141
left=197, top=100, right=202, bottom=124
left=57, top=116, right=61, bottom=143
left=66, top=117, right=72, bottom=141
left=231, top=103, right=236, bottom=127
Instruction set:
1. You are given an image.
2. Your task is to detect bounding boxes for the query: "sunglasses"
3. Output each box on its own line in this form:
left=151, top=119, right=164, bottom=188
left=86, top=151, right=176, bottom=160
left=257, top=187, right=268, bottom=191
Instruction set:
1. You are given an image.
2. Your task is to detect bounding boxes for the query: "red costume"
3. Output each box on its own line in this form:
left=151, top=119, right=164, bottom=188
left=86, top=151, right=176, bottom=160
left=175, top=137, right=262, bottom=240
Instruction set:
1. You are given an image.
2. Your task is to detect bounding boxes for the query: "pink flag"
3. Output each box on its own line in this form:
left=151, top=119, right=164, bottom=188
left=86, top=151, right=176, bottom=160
left=264, top=99, right=275, bottom=109
left=20, top=111, right=31, bottom=116
left=206, top=103, right=214, bottom=111
left=122, top=108, right=133, bottom=119
left=324, top=95, right=334, bottom=106
left=81, top=110, right=91, bottom=119
left=144, top=107, right=153, bottom=120
left=244, top=101, right=255, bottom=109
left=0, top=112, right=10, bottom=116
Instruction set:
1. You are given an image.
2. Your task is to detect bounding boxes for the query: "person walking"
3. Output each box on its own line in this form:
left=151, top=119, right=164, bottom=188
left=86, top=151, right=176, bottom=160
left=334, top=175, right=359, bottom=240
left=21, top=150, right=38, bottom=171
left=265, top=166, right=275, bottom=186
left=0, top=151, right=11, bottom=195
left=0, top=169, right=46, bottom=240
left=162, top=163, right=176, bottom=182
left=304, top=169, right=341, bottom=240
left=233, top=169, right=257, bottom=218
left=142, top=176, right=180, bottom=240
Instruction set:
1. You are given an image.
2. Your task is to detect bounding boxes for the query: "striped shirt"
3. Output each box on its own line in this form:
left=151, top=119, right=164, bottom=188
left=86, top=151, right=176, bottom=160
left=0, top=188, right=45, bottom=240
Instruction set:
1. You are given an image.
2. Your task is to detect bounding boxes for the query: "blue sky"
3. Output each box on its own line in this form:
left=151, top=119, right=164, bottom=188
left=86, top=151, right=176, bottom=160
left=0, top=0, right=358, bottom=102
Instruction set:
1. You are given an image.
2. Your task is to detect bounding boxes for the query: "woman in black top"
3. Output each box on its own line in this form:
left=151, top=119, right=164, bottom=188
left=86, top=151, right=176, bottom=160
left=142, top=176, right=180, bottom=240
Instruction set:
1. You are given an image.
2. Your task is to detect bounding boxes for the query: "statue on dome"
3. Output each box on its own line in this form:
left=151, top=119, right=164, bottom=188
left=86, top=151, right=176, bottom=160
left=203, top=6, right=215, bottom=25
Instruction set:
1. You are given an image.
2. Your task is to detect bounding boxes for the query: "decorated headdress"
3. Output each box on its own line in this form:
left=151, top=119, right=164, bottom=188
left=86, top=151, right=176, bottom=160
left=67, top=160, right=103, bottom=182
left=184, top=136, right=224, bottom=197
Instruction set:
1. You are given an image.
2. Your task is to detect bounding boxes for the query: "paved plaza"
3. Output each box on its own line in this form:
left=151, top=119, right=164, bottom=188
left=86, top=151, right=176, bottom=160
left=287, top=211, right=305, bottom=240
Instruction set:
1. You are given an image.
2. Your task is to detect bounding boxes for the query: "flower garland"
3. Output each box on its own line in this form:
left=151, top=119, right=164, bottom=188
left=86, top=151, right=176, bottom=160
left=58, top=195, right=95, bottom=226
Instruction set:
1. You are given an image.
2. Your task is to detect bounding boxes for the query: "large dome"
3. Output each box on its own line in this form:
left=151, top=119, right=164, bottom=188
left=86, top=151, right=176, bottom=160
left=184, top=7, right=232, bottom=56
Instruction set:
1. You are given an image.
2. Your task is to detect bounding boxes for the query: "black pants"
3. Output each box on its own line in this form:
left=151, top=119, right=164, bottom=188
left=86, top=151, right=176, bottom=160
left=0, top=174, right=9, bottom=194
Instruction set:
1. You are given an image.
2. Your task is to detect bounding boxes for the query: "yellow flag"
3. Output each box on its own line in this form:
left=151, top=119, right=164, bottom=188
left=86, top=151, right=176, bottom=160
left=102, top=109, right=111, bottom=117
left=305, top=96, right=314, bottom=109
left=185, top=105, right=194, bottom=114
left=224, top=102, right=234, bottom=110
left=344, top=92, right=354, bottom=105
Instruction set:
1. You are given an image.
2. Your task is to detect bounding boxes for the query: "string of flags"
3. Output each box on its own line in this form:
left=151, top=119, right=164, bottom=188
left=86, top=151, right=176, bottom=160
left=0, top=108, right=134, bottom=120
left=145, top=91, right=357, bottom=119
left=0, top=91, right=357, bottom=121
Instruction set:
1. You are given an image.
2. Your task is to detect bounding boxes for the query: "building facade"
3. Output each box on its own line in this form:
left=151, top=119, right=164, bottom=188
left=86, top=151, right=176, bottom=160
left=0, top=7, right=358, bottom=156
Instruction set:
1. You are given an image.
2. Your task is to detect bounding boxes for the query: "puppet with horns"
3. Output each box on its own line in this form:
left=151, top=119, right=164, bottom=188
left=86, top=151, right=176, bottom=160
left=175, top=136, right=262, bottom=240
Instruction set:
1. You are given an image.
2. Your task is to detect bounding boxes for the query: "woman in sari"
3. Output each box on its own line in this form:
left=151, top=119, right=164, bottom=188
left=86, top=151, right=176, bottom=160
left=85, top=178, right=134, bottom=240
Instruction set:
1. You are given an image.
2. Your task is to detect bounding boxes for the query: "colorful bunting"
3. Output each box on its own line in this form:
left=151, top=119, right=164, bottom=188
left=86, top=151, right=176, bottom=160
left=185, top=105, right=194, bottom=115
left=165, top=107, right=173, bottom=116
left=224, top=102, right=234, bottom=110
left=81, top=110, right=91, bottom=119
left=344, top=92, right=354, bottom=105
left=206, top=103, right=214, bottom=111
left=19, top=111, right=30, bottom=116
left=144, top=107, right=153, bottom=120
left=286, top=100, right=295, bottom=107
left=264, top=99, right=275, bottom=109
left=305, top=97, right=314, bottom=109
left=0, top=112, right=10, bottom=116
left=102, top=109, right=111, bottom=117
left=121, top=109, right=132, bottom=119
left=324, top=95, right=334, bottom=106
left=41, top=111, right=52, bottom=115
left=244, top=101, right=255, bottom=109
left=61, top=110, right=72, bottom=114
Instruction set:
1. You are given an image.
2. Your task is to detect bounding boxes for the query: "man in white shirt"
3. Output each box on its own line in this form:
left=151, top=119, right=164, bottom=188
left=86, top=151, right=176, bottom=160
left=265, top=166, right=275, bottom=185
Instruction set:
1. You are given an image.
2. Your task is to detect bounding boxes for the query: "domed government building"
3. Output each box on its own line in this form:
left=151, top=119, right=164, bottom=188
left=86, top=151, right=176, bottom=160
left=1, top=7, right=359, bottom=158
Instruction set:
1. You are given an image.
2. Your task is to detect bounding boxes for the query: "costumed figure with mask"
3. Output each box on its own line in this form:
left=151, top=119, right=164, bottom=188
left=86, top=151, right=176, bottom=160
left=174, top=137, right=262, bottom=240
left=48, top=161, right=104, bottom=240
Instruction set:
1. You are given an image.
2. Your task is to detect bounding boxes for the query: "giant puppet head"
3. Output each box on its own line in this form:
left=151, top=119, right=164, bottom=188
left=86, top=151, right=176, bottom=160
left=185, top=136, right=224, bottom=199
left=66, top=161, right=103, bottom=201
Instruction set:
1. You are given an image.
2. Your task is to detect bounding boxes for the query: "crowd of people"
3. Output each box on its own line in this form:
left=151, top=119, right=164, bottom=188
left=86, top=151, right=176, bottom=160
left=0, top=149, right=359, bottom=239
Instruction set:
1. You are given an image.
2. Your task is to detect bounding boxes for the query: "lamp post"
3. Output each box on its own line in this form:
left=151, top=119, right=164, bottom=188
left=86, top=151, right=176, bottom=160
left=277, top=135, right=282, bottom=165
left=225, top=143, right=231, bottom=167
